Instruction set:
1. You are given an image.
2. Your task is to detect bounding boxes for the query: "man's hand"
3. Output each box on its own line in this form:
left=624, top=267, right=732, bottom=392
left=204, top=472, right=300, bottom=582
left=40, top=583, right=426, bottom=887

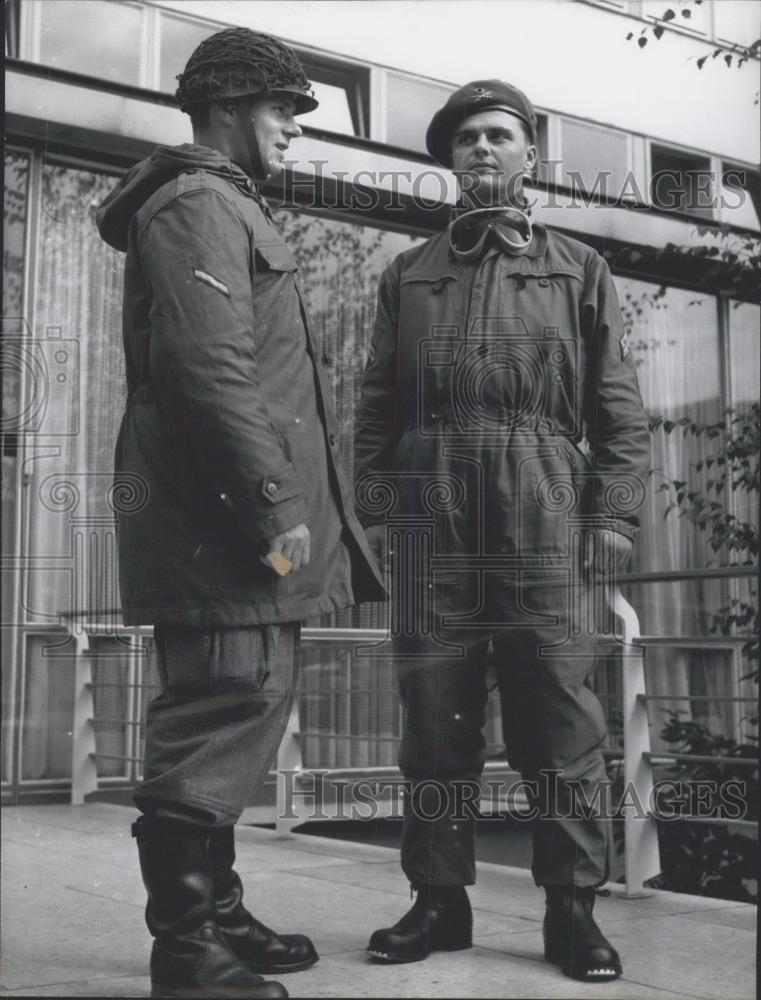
left=364, top=524, right=388, bottom=571
left=583, top=528, right=633, bottom=577
left=261, top=523, right=311, bottom=572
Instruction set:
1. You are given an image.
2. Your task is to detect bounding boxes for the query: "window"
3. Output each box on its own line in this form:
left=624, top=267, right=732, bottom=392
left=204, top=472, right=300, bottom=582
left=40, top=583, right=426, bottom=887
left=159, top=12, right=220, bottom=96
left=2, top=149, right=30, bottom=785
left=650, top=144, right=714, bottom=219
left=720, top=164, right=761, bottom=231
left=613, top=278, right=755, bottom=746
left=385, top=73, right=453, bottom=153
left=712, top=0, right=760, bottom=47
left=298, top=55, right=369, bottom=137
left=5, top=0, right=20, bottom=57
left=642, top=0, right=710, bottom=36
left=35, top=0, right=144, bottom=85
left=560, top=118, right=630, bottom=200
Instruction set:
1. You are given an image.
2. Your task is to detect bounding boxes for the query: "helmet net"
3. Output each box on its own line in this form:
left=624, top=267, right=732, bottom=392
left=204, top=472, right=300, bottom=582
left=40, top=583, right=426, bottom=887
left=176, top=28, right=312, bottom=113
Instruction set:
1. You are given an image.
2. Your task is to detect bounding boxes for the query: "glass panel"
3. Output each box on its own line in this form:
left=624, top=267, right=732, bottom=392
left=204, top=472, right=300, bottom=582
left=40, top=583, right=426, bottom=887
left=614, top=278, right=739, bottom=738
left=24, top=162, right=126, bottom=627
left=2, top=149, right=30, bottom=784
left=616, top=277, right=722, bottom=574
left=730, top=301, right=761, bottom=410
left=650, top=146, right=714, bottom=220
left=273, top=209, right=423, bottom=627
left=135, top=635, right=158, bottom=782
left=713, top=0, right=761, bottom=46
left=721, top=166, right=761, bottom=230
left=728, top=300, right=759, bottom=729
left=91, top=636, right=133, bottom=779
left=642, top=0, right=709, bottom=34
left=159, top=13, right=218, bottom=95
left=307, top=80, right=355, bottom=134
left=38, top=0, right=143, bottom=85
left=729, top=300, right=760, bottom=534
left=385, top=73, right=453, bottom=153
left=21, top=633, right=75, bottom=780
left=561, top=119, right=629, bottom=197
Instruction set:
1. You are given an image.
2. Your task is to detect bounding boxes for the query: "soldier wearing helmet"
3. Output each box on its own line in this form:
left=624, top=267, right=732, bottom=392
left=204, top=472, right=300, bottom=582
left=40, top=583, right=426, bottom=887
left=355, top=80, right=650, bottom=983
left=97, top=27, right=385, bottom=999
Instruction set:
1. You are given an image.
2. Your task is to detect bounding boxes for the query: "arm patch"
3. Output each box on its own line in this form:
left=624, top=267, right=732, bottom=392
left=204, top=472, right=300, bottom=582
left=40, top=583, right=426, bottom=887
left=194, top=268, right=231, bottom=297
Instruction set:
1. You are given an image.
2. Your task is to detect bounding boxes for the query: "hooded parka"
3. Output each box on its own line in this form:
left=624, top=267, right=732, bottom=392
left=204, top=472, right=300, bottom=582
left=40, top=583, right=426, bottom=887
left=97, top=144, right=386, bottom=626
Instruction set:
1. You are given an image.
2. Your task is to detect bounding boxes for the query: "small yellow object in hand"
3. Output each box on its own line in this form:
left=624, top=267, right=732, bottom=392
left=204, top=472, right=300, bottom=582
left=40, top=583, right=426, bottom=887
left=262, top=551, right=293, bottom=576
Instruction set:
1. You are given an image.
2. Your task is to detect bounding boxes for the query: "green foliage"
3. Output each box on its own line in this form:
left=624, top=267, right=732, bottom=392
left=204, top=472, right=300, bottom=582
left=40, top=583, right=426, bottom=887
left=645, top=711, right=758, bottom=903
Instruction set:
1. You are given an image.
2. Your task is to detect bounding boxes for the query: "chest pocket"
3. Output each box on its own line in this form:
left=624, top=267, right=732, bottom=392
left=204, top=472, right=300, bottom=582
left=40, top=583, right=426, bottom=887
left=255, top=240, right=297, bottom=273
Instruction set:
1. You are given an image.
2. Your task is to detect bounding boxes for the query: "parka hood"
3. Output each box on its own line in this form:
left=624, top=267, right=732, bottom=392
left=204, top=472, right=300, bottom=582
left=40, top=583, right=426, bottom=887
left=96, top=144, right=254, bottom=252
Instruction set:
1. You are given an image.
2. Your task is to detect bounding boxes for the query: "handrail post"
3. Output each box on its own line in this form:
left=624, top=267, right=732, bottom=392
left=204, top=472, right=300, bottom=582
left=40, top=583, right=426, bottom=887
left=71, top=629, right=98, bottom=804
left=610, top=587, right=661, bottom=897
left=275, top=705, right=303, bottom=837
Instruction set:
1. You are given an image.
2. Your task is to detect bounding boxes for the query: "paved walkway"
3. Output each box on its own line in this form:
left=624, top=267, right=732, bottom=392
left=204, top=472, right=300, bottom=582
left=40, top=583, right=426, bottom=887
left=1, top=804, right=756, bottom=998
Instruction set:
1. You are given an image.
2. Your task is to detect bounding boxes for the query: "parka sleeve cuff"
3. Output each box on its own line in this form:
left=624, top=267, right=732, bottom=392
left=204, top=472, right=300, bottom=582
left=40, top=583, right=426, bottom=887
left=218, top=466, right=307, bottom=548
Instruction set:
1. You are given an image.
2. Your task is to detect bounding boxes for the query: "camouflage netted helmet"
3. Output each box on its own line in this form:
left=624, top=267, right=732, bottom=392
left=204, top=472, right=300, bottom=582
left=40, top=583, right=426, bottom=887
left=176, top=27, right=318, bottom=115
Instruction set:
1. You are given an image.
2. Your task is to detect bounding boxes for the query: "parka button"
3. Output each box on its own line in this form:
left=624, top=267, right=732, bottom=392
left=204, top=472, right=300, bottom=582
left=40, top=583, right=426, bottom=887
left=266, top=482, right=278, bottom=496
left=539, top=277, right=550, bottom=287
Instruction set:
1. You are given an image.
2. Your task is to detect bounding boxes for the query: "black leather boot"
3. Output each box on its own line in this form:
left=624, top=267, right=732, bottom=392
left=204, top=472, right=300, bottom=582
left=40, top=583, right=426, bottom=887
left=132, top=816, right=288, bottom=998
left=367, top=885, right=473, bottom=963
left=209, top=826, right=318, bottom=975
left=543, top=886, right=622, bottom=981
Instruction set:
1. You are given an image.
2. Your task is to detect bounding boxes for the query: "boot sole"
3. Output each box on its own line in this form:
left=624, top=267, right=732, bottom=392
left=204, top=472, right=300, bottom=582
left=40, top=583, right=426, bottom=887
left=367, top=940, right=473, bottom=964
left=545, top=945, right=622, bottom=982
left=241, top=954, right=319, bottom=975
left=151, top=986, right=287, bottom=999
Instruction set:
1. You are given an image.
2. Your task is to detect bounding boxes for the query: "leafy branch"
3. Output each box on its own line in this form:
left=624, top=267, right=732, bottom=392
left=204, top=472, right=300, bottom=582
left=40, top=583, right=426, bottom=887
left=627, top=1, right=761, bottom=71
left=651, top=405, right=760, bottom=557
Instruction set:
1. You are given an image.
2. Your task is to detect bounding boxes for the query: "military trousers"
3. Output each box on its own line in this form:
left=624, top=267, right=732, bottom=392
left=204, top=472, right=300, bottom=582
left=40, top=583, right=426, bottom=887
left=395, top=571, right=612, bottom=889
left=134, top=622, right=300, bottom=827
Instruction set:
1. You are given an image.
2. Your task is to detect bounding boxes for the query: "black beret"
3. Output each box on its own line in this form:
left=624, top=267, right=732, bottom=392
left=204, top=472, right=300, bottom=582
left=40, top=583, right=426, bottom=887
left=426, top=79, right=537, bottom=167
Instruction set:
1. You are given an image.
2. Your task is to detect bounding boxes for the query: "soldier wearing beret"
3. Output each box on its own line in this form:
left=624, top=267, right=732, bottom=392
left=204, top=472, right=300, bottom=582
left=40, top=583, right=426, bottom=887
left=97, top=28, right=385, bottom=999
left=355, top=80, right=650, bottom=982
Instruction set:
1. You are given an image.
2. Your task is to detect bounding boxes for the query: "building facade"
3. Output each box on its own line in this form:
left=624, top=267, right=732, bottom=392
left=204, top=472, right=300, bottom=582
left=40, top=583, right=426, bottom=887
left=3, top=0, right=759, bottom=803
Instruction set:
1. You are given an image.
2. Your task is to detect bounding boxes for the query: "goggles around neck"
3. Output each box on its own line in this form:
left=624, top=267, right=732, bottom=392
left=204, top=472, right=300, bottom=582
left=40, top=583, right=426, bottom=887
left=448, top=205, right=533, bottom=261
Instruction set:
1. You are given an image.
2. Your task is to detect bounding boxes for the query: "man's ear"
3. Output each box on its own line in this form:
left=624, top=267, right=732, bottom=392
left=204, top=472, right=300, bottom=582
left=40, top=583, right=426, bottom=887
left=525, top=143, right=538, bottom=174
left=212, top=101, right=240, bottom=127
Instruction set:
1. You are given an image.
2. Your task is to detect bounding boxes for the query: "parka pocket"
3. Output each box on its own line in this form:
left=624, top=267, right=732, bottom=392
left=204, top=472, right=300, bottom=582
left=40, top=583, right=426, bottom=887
left=560, top=439, right=593, bottom=474
left=255, top=241, right=297, bottom=273
left=266, top=401, right=307, bottom=434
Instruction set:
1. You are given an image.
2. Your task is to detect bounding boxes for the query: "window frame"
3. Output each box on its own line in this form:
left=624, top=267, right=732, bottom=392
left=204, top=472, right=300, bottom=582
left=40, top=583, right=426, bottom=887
left=648, top=139, right=716, bottom=221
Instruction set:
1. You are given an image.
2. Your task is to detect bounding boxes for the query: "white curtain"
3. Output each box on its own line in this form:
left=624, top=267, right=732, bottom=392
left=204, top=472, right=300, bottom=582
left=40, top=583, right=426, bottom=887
left=21, top=161, right=127, bottom=779
left=613, top=278, right=740, bottom=747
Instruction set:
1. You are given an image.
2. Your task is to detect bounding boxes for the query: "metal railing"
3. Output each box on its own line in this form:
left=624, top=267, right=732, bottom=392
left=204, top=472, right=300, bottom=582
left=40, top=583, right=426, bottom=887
left=66, top=569, right=758, bottom=897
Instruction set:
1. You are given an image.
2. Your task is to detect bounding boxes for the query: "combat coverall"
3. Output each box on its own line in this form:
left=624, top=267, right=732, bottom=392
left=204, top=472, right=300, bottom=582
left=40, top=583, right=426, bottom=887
left=354, top=221, right=650, bottom=888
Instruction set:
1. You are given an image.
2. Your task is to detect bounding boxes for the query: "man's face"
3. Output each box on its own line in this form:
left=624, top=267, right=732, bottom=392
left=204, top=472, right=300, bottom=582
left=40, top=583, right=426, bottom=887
left=451, top=109, right=537, bottom=202
left=232, top=93, right=302, bottom=178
